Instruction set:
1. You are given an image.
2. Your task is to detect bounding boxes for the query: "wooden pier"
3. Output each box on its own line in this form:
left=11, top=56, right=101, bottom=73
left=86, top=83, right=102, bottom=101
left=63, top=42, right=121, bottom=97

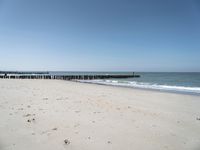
left=0, top=72, right=140, bottom=80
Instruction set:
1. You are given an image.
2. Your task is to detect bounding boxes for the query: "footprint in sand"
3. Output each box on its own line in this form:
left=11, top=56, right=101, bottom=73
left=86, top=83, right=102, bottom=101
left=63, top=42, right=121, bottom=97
left=116, top=107, right=121, bottom=110
left=18, top=108, right=24, bottom=110
left=23, top=114, right=31, bottom=117
left=75, top=110, right=81, bottom=113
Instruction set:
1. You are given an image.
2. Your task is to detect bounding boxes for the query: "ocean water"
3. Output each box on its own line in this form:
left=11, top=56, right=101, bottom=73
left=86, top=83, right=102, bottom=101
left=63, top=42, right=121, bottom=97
left=76, top=72, right=200, bottom=95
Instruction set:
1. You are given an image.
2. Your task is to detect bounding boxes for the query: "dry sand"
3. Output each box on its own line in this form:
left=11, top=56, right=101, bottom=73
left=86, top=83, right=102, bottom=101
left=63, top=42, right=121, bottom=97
left=0, top=79, right=200, bottom=150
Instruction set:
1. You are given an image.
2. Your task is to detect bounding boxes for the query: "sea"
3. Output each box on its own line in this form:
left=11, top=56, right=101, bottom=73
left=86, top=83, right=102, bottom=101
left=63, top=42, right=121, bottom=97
left=53, top=72, right=200, bottom=95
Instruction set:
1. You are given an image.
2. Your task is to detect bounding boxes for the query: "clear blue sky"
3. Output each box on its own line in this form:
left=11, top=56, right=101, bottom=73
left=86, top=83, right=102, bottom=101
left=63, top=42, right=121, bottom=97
left=0, top=0, right=200, bottom=72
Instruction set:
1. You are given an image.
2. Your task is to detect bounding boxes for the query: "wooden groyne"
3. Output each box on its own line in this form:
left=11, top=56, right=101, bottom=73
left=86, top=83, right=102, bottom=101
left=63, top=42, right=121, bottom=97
left=0, top=72, right=140, bottom=80
left=0, top=71, right=49, bottom=75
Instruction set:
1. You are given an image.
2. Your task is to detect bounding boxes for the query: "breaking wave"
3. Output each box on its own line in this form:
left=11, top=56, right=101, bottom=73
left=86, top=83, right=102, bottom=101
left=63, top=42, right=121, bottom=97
left=79, top=79, right=200, bottom=94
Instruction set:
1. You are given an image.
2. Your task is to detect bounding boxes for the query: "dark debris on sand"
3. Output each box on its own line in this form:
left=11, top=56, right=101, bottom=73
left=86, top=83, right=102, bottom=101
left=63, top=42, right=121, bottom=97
left=52, top=127, right=57, bottom=130
left=27, top=118, right=35, bottom=123
left=64, top=139, right=70, bottom=145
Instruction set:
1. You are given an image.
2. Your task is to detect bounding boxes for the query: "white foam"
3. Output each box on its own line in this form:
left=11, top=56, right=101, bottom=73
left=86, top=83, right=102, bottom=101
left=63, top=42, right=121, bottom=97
left=79, top=79, right=200, bottom=94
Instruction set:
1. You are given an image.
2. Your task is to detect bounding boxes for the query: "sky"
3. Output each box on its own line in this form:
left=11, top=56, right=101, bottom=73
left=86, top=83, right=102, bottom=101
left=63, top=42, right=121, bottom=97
left=0, top=0, right=200, bottom=72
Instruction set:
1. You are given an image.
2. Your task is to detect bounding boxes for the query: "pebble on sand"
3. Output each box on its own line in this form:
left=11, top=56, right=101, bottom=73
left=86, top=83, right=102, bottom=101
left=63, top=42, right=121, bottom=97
left=52, top=127, right=57, bottom=130
left=64, top=139, right=70, bottom=145
left=27, top=118, right=35, bottom=122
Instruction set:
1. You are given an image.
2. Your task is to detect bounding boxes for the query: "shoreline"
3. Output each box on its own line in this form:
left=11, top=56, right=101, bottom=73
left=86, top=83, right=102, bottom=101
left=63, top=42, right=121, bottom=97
left=0, top=79, right=200, bottom=150
left=77, top=80, right=200, bottom=97
left=1, top=78, right=200, bottom=96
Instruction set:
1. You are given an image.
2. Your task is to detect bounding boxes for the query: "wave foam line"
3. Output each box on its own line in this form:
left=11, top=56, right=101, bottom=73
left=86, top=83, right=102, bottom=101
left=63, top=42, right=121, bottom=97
left=79, top=80, right=200, bottom=94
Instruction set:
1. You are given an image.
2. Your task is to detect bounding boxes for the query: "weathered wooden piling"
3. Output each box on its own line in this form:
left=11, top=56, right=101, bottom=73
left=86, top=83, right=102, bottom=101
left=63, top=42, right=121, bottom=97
left=0, top=72, right=140, bottom=80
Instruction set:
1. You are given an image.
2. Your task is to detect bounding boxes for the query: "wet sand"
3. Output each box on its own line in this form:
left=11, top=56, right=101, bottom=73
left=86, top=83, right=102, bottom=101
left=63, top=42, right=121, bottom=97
left=0, top=79, right=200, bottom=150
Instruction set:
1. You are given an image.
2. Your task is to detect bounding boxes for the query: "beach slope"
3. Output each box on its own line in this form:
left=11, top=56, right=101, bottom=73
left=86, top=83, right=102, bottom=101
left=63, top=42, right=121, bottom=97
left=0, top=79, right=200, bottom=150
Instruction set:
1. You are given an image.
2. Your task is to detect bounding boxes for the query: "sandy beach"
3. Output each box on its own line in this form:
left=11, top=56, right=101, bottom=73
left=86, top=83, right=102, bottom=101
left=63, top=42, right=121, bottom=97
left=0, top=79, right=200, bottom=150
